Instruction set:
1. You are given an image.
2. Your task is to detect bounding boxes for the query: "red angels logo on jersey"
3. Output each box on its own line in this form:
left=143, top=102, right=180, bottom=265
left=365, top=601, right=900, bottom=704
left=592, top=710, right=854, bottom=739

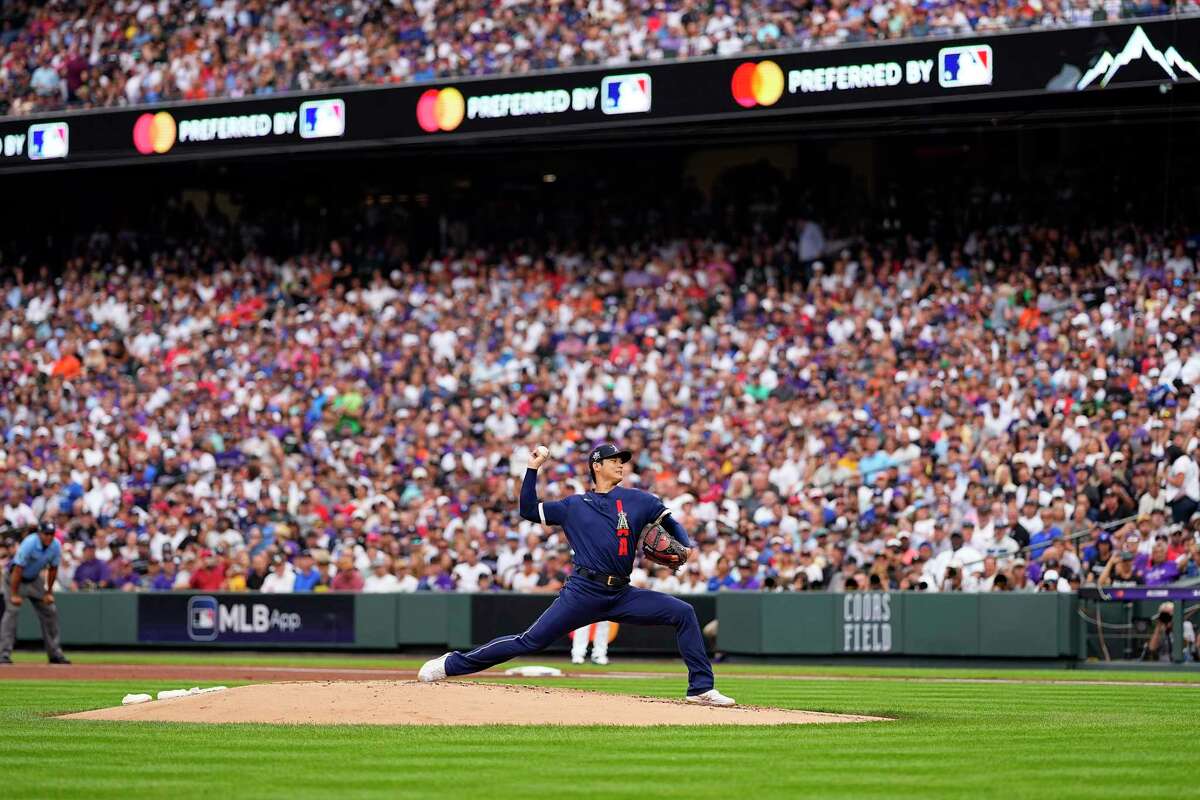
left=615, top=500, right=630, bottom=556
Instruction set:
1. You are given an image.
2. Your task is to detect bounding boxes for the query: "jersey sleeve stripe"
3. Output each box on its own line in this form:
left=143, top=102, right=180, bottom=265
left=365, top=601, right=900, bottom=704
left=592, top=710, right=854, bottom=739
left=538, top=502, right=547, bottom=525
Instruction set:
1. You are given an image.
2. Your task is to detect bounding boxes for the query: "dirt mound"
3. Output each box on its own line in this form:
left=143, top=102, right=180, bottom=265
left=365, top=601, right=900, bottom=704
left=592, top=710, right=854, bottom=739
left=60, top=681, right=888, bottom=726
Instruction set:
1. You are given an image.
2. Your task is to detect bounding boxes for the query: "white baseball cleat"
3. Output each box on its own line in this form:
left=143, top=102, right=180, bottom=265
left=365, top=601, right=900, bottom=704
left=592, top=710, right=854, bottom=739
left=591, top=655, right=609, bottom=666
left=571, top=656, right=585, bottom=665
left=685, top=689, right=736, bottom=707
left=418, top=652, right=451, bottom=683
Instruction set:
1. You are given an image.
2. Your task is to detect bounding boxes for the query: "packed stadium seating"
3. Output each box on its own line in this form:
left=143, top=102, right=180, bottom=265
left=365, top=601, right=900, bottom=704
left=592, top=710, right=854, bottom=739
left=1, top=0, right=1198, bottom=117
left=1, top=192, right=1198, bottom=598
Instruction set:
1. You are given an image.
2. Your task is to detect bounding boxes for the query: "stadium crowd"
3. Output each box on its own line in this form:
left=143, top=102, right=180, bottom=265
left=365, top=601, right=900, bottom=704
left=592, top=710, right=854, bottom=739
left=1, top=201, right=1199, bottom=601
left=2, top=0, right=1199, bottom=116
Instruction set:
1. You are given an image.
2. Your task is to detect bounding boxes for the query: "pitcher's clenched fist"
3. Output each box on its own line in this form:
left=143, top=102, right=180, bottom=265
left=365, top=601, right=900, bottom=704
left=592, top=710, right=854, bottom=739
left=528, top=445, right=551, bottom=470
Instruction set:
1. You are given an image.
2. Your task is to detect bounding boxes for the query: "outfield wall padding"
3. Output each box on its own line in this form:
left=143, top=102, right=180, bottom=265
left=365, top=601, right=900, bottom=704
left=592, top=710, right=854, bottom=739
left=15, top=593, right=136, bottom=646
left=13, top=590, right=1078, bottom=658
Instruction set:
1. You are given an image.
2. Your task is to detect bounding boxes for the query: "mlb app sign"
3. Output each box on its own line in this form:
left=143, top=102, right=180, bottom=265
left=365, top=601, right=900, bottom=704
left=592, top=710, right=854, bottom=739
left=938, top=45, right=993, bottom=87
left=186, top=595, right=301, bottom=641
left=139, top=593, right=354, bottom=643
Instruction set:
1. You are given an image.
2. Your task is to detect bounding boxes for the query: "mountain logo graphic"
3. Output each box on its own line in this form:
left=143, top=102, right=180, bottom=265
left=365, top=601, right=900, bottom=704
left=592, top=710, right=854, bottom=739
left=1077, top=25, right=1200, bottom=89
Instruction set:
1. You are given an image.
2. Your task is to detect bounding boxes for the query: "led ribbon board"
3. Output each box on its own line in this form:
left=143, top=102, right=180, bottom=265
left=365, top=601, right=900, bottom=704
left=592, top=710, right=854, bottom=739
left=0, top=20, right=1195, bottom=173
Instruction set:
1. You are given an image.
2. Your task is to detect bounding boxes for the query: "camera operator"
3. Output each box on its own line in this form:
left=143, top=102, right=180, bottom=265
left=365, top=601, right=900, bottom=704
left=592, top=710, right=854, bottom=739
left=940, top=560, right=966, bottom=592
left=1142, top=602, right=1196, bottom=662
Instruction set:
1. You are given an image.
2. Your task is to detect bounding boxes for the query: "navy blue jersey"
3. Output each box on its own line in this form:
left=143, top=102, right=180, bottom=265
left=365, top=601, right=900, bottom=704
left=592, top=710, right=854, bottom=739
left=519, top=468, right=691, bottom=576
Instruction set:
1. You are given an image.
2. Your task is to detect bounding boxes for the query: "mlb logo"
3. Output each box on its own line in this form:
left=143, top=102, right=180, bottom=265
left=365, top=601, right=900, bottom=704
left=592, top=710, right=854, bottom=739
left=299, top=98, right=346, bottom=139
left=27, top=122, right=69, bottom=160
left=188, top=595, right=219, bottom=641
left=938, top=45, right=993, bottom=88
left=600, top=74, right=652, bottom=115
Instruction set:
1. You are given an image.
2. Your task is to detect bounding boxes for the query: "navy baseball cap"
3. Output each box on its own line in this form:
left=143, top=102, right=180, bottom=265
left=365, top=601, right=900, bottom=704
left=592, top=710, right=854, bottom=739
left=39, top=520, right=56, bottom=535
left=588, top=443, right=632, bottom=481
left=589, top=443, right=632, bottom=465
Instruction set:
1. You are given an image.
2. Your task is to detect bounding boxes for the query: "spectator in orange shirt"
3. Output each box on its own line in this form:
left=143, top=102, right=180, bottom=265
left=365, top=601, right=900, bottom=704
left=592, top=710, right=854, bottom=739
left=51, top=348, right=81, bottom=379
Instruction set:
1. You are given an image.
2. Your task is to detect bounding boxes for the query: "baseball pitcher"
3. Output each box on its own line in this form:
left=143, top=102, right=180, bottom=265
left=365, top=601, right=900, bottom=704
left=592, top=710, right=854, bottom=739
left=419, top=443, right=734, bottom=706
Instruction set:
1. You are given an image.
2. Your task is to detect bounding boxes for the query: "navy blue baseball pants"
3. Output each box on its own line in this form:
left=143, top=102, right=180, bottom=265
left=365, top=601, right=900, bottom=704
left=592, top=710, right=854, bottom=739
left=444, top=576, right=714, bottom=695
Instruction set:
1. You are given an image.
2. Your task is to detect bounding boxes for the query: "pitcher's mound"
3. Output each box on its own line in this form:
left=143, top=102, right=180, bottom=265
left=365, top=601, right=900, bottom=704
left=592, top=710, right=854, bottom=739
left=60, top=681, right=888, bottom=726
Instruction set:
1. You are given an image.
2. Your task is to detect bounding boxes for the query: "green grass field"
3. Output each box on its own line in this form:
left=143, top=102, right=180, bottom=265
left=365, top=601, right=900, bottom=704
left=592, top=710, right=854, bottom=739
left=2, top=654, right=1198, bottom=799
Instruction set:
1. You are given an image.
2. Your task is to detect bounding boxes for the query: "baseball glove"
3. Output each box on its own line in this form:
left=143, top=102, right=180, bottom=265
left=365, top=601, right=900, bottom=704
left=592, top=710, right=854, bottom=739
left=641, top=524, right=689, bottom=569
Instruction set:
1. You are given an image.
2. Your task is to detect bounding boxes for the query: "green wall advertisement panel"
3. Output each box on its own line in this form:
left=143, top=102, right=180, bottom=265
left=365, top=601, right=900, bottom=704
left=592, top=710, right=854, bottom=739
left=719, top=592, right=1079, bottom=658
left=837, top=591, right=902, bottom=655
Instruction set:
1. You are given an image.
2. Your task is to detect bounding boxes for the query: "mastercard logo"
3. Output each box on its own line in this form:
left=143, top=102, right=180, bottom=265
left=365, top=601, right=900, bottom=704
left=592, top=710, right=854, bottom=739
left=416, top=88, right=465, bottom=133
left=731, top=61, right=785, bottom=108
left=133, top=112, right=177, bottom=154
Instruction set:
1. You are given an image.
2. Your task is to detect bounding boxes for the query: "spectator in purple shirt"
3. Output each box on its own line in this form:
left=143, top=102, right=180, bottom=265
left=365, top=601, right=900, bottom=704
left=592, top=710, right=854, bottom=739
left=110, top=559, right=142, bottom=592
left=432, top=568, right=457, bottom=592
left=71, top=544, right=111, bottom=590
left=731, top=558, right=762, bottom=591
left=1142, top=539, right=1193, bottom=586
left=150, top=561, right=178, bottom=592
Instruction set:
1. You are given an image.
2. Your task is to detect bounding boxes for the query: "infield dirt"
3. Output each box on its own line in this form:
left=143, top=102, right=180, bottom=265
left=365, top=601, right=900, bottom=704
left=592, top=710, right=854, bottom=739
left=60, top=681, right=889, bottom=726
